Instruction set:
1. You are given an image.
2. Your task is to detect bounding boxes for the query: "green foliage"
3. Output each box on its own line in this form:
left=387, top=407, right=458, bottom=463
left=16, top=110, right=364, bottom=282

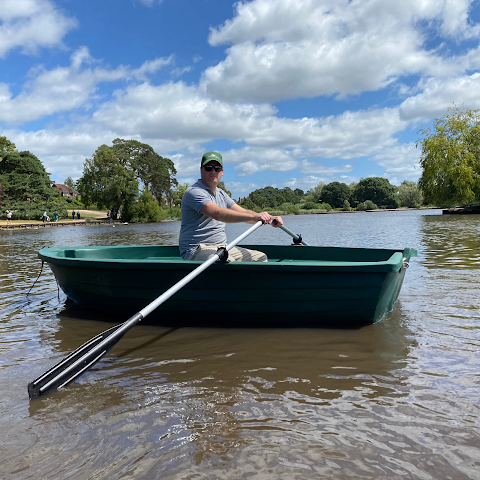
left=78, top=139, right=178, bottom=218
left=122, top=188, right=163, bottom=222
left=308, top=182, right=324, bottom=203
left=342, top=199, right=351, bottom=211
left=78, top=144, right=138, bottom=218
left=418, top=106, right=480, bottom=206
left=64, top=176, right=75, bottom=188
left=0, top=151, right=55, bottom=203
left=0, top=136, right=16, bottom=161
left=302, top=201, right=317, bottom=210
left=218, top=181, right=232, bottom=197
left=321, top=182, right=351, bottom=208
left=112, top=138, right=177, bottom=200
left=397, top=181, right=423, bottom=208
left=241, top=186, right=305, bottom=209
left=352, top=177, right=399, bottom=208
left=171, top=183, right=190, bottom=206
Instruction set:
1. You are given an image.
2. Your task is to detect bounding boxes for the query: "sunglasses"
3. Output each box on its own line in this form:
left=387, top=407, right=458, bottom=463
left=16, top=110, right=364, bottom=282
left=203, top=165, right=223, bottom=172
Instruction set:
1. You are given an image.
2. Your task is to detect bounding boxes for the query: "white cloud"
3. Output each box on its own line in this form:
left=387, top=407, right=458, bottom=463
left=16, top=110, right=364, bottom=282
left=0, top=0, right=77, bottom=58
left=170, top=66, right=192, bottom=77
left=0, top=48, right=173, bottom=124
left=299, top=160, right=353, bottom=175
left=203, top=0, right=480, bottom=103
left=371, top=142, right=421, bottom=184
left=399, top=73, right=480, bottom=122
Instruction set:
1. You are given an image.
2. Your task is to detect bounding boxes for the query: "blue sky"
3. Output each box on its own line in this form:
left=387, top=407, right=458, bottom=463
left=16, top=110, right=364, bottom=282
left=1, top=0, right=480, bottom=199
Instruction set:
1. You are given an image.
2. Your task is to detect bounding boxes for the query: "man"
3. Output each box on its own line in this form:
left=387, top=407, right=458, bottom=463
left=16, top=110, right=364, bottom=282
left=179, top=151, right=283, bottom=261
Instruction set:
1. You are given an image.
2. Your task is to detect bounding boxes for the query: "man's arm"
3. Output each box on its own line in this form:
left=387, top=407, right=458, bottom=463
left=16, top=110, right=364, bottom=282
left=200, top=202, right=283, bottom=226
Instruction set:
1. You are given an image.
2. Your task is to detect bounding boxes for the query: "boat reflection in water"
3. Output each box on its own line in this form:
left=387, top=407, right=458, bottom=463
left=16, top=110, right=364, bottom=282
left=28, top=300, right=416, bottom=472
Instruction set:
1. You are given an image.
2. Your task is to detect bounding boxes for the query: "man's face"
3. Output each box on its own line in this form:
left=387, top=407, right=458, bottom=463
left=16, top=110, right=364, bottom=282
left=200, top=161, right=223, bottom=188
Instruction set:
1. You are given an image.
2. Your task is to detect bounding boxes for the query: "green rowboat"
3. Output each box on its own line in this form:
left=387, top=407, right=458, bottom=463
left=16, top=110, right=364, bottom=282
left=39, top=244, right=417, bottom=327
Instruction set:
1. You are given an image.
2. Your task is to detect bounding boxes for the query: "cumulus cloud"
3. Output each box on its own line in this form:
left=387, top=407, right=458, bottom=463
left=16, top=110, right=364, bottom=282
left=299, top=160, right=353, bottom=175
left=0, top=47, right=173, bottom=124
left=399, top=73, right=480, bottom=122
left=203, top=0, right=480, bottom=103
left=371, top=142, right=421, bottom=184
left=0, top=0, right=77, bottom=58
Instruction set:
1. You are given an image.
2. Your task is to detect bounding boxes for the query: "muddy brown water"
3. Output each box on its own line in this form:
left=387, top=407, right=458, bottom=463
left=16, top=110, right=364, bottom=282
left=1, top=211, right=480, bottom=479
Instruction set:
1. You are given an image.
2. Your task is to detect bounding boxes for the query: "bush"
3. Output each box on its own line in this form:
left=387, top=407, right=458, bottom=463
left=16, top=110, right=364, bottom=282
left=342, top=200, right=351, bottom=211
left=122, top=189, right=163, bottom=222
left=364, top=200, right=378, bottom=210
left=302, top=202, right=317, bottom=210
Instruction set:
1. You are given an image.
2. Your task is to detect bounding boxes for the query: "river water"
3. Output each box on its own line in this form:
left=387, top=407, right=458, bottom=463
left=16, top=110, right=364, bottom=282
left=1, top=210, right=480, bottom=479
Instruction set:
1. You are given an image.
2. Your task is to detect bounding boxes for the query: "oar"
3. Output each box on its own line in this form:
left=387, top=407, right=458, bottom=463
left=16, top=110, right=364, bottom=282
left=28, top=221, right=264, bottom=400
left=273, top=219, right=309, bottom=245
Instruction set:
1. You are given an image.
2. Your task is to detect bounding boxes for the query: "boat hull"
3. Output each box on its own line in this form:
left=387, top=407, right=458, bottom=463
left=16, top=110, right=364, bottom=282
left=39, top=244, right=417, bottom=327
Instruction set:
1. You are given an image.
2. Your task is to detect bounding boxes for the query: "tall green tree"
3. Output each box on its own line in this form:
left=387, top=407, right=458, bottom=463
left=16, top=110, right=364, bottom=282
left=171, top=183, right=190, bottom=206
left=418, top=106, right=480, bottom=205
left=0, top=150, right=55, bottom=204
left=308, top=182, right=325, bottom=203
left=78, top=145, right=138, bottom=218
left=321, top=182, right=351, bottom=208
left=64, top=176, right=76, bottom=188
left=352, top=177, right=399, bottom=208
left=397, top=181, right=423, bottom=208
left=112, top=139, right=177, bottom=200
left=0, top=136, right=16, bottom=162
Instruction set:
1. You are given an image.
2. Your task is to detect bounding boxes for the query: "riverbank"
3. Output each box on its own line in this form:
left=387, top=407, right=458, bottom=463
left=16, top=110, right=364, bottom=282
left=0, top=209, right=108, bottom=228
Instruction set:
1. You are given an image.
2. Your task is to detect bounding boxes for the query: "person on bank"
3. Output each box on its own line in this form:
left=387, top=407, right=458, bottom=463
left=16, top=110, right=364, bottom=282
left=6, top=210, right=12, bottom=225
left=179, top=152, right=283, bottom=262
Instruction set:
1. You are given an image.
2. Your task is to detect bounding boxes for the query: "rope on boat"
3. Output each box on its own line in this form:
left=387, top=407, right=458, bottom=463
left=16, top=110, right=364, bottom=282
left=27, top=260, right=44, bottom=298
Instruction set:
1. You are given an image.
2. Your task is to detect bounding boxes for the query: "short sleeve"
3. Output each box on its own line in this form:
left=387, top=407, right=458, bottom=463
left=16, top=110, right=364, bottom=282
left=182, top=187, right=212, bottom=213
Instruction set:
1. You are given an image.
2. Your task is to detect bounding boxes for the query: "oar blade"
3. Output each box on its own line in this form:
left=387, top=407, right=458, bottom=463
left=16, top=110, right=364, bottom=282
left=28, top=322, right=124, bottom=399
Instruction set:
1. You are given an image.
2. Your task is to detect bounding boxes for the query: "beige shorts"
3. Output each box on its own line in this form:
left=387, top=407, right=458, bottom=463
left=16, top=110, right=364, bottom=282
left=190, top=243, right=268, bottom=262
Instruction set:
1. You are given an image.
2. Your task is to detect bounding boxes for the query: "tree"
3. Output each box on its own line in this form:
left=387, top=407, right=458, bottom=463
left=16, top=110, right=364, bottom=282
left=122, top=188, right=163, bottom=222
left=0, top=150, right=55, bottom=204
left=418, top=106, right=480, bottom=206
left=171, top=183, right=190, bottom=206
left=321, top=182, right=351, bottom=208
left=78, top=145, right=138, bottom=218
left=112, top=139, right=177, bottom=200
left=308, top=182, right=325, bottom=203
left=397, top=181, right=423, bottom=208
left=64, top=176, right=75, bottom=188
left=0, top=136, right=16, bottom=162
left=352, top=177, right=399, bottom=208
left=218, top=181, right=232, bottom=197
left=0, top=149, right=69, bottom=219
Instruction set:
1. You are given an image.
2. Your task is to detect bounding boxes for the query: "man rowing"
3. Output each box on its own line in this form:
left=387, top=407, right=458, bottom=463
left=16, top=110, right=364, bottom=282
left=179, top=151, right=283, bottom=261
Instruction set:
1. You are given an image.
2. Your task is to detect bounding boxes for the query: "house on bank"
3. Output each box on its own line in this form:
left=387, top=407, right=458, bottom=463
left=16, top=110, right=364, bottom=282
left=52, top=182, right=80, bottom=200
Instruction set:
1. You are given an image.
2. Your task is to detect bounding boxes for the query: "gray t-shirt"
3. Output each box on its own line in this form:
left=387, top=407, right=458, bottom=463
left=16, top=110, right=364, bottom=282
left=179, top=179, right=235, bottom=259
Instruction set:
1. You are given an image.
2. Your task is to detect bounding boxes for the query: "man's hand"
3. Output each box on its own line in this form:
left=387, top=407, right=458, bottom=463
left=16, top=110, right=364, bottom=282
left=271, top=215, right=283, bottom=227
left=255, top=213, right=283, bottom=226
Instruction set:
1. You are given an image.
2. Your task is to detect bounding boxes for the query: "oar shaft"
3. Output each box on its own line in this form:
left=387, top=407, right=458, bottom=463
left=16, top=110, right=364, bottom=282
left=278, top=224, right=309, bottom=245
left=141, top=221, right=263, bottom=317
left=28, top=221, right=264, bottom=399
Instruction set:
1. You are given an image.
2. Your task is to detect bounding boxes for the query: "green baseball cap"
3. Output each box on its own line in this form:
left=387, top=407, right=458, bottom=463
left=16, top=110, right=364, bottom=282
left=201, top=151, right=223, bottom=167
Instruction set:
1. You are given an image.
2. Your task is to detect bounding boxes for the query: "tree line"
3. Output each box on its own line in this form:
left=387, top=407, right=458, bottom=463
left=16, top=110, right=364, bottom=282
left=2, top=105, right=479, bottom=221
left=239, top=178, right=423, bottom=214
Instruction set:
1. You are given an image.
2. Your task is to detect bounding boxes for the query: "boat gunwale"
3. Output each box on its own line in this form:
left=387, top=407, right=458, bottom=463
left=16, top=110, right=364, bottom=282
left=38, top=245, right=417, bottom=273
